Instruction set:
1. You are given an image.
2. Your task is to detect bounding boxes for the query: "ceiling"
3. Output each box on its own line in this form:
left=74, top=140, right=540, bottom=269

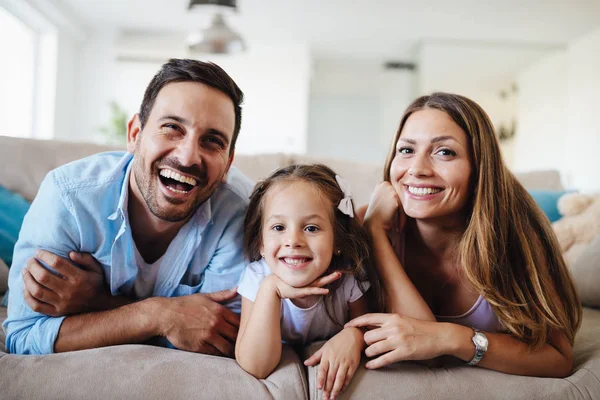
left=56, top=0, right=600, bottom=61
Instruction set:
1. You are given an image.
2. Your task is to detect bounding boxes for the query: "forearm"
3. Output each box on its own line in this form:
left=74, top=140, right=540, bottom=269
left=235, top=282, right=283, bottom=378
left=368, top=226, right=434, bottom=321
left=54, top=297, right=160, bottom=353
left=445, top=324, right=573, bottom=377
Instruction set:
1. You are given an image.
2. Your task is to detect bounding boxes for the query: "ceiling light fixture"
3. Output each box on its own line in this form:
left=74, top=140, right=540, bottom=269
left=187, top=0, right=246, bottom=55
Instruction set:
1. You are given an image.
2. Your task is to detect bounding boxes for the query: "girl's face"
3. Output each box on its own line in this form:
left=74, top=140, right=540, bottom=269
left=389, top=109, right=473, bottom=222
left=260, top=180, right=335, bottom=288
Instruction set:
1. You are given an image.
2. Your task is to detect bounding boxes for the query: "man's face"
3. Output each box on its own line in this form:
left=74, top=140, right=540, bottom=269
left=127, top=81, right=236, bottom=222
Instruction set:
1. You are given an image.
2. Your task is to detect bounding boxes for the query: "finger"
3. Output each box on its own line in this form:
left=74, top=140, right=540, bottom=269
left=311, top=271, right=342, bottom=288
left=342, top=363, right=358, bottom=392
left=207, top=333, right=234, bottom=357
left=216, top=318, right=239, bottom=342
left=204, top=287, right=238, bottom=303
left=363, top=326, right=392, bottom=345
left=295, top=287, right=329, bottom=298
left=317, top=357, right=329, bottom=390
left=365, top=337, right=397, bottom=358
left=345, top=313, right=389, bottom=329
left=26, top=258, right=65, bottom=292
left=324, top=361, right=338, bottom=399
left=304, top=348, right=323, bottom=366
left=221, top=307, right=241, bottom=328
left=330, top=365, right=348, bottom=400
left=36, top=250, right=79, bottom=278
left=69, top=252, right=103, bottom=273
left=23, top=284, right=57, bottom=316
left=365, top=349, right=401, bottom=369
left=22, top=269, right=59, bottom=305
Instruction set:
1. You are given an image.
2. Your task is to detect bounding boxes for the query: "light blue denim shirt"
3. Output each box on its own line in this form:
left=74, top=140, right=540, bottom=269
left=3, top=151, right=253, bottom=355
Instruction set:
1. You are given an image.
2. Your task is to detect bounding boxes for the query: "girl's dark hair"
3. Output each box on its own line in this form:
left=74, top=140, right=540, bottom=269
left=244, top=164, right=383, bottom=318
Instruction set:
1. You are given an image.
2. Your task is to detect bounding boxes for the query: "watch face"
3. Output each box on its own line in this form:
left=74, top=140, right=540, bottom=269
left=475, top=335, right=487, bottom=347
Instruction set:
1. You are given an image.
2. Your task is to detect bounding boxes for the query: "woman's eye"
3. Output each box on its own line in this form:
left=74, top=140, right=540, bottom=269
left=398, top=147, right=413, bottom=154
left=305, top=225, right=319, bottom=233
left=272, top=224, right=285, bottom=232
left=437, top=148, right=457, bottom=156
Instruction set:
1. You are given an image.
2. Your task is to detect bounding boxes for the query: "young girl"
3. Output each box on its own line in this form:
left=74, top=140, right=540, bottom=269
left=235, top=164, right=380, bottom=400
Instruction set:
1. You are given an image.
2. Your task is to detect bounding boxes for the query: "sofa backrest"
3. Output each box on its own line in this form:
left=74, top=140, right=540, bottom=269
left=0, top=135, right=564, bottom=206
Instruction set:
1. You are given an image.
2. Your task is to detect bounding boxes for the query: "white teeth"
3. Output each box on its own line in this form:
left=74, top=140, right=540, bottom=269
left=407, top=186, right=442, bottom=196
left=159, top=169, right=197, bottom=186
left=283, top=258, right=309, bottom=266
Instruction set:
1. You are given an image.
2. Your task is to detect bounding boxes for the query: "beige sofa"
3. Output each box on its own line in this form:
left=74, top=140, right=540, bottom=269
left=0, top=135, right=598, bottom=400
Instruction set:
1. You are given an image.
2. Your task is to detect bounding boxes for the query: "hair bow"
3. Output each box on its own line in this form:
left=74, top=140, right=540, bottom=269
left=335, top=175, right=354, bottom=218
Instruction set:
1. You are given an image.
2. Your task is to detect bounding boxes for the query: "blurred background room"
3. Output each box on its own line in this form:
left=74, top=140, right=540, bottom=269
left=1, top=0, right=600, bottom=191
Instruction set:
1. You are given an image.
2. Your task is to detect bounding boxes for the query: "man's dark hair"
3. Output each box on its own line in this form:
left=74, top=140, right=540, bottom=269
left=139, top=58, right=244, bottom=153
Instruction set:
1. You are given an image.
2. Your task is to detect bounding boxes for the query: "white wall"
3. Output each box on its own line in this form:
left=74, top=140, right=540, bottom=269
left=68, top=29, right=312, bottom=155
left=308, top=60, right=415, bottom=164
left=515, top=26, right=600, bottom=191
left=514, top=51, right=568, bottom=176
left=566, top=27, right=600, bottom=192
left=417, top=41, right=558, bottom=168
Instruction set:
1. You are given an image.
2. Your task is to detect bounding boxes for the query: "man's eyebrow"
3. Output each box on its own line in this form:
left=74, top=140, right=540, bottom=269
left=158, top=115, right=189, bottom=124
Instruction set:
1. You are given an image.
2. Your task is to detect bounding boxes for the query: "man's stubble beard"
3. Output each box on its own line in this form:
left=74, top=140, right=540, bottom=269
left=132, top=156, right=220, bottom=223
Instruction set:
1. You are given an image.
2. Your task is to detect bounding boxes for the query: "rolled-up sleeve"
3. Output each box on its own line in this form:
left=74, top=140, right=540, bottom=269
left=3, top=171, right=80, bottom=354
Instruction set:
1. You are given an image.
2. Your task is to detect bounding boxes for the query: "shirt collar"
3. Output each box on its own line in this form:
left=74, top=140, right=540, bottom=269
left=108, top=153, right=134, bottom=221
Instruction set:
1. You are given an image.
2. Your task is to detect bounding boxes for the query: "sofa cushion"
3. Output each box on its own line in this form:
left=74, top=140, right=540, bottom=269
left=304, top=308, right=600, bottom=399
left=571, top=235, right=600, bottom=308
left=529, top=189, right=570, bottom=222
left=0, top=343, right=308, bottom=400
left=0, top=186, right=30, bottom=266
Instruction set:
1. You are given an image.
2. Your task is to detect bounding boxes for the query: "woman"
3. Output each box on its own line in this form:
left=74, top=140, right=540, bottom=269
left=348, top=92, right=582, bottom=377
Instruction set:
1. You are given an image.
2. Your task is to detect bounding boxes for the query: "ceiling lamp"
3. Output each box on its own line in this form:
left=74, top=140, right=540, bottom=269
left=187, top=0, right=246, bottom=54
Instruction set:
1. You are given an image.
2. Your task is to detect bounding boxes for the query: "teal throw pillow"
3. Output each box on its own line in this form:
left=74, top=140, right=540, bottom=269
left=0, top=186, right=31, bottom=266
left=528, top=190, right=569, bottom=223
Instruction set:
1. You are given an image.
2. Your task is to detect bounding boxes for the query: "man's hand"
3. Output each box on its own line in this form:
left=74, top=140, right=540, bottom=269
left=304, top=327, right=364, bottom=400
left=22, top=250, right=112, bottom=317
left=156, top=288, right=241, bottom=356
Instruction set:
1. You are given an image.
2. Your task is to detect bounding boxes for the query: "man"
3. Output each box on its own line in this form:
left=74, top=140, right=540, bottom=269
left=3, top=59, right=253, bottom=356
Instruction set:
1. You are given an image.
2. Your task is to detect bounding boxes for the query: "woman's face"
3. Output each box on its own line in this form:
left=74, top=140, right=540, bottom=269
left=389, top=109, right=473, bottom=222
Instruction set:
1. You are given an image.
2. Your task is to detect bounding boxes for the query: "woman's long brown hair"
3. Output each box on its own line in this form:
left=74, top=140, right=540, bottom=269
left=383, top=93, right=581, bottom=348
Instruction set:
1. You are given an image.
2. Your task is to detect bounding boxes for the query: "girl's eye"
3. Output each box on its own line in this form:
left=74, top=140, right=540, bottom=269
left=272, top=224, right=285, bottom=232
left=398, top=147, right=413, bottom=154
left=437, top=148, right=457, bottom=156
left=305, top=225, right=319, bottom=233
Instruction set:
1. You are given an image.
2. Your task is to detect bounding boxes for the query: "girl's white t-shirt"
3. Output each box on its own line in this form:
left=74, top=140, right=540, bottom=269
left=237, top=258, right=369, bottom=344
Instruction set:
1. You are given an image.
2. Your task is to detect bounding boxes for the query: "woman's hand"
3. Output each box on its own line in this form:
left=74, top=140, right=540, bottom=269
left=304, top=327, right=364, bottom=400
left=345, top=313, right=451, bottom=369
left=264, top=272, right=342, bottom=300
left=364, top=182, right=406, bottom=233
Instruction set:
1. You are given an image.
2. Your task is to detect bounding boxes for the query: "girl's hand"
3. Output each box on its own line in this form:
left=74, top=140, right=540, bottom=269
left=304, top=327, right=364, bottom=400
left=265, top=271, right=342, bottom=300
left=364, top=182, right=406, bottom=233
left=345, top=313, right=450, bottom=369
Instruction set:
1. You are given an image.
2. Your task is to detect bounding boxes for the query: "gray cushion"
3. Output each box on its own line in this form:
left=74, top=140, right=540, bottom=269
left=571, top=235, right=600, bottom=308
left=304, top=308, right=600, bottom=400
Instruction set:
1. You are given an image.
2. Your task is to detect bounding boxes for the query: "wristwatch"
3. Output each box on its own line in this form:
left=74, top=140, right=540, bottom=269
left=467, top=329, right=488, bottom=366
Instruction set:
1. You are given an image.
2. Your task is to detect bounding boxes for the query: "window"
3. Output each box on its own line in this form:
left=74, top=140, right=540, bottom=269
left=0, top=6, right=36, bottom=138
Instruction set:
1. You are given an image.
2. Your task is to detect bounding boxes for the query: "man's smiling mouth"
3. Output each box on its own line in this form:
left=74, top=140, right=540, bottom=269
left=159, top=168, right=198, bottom=194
